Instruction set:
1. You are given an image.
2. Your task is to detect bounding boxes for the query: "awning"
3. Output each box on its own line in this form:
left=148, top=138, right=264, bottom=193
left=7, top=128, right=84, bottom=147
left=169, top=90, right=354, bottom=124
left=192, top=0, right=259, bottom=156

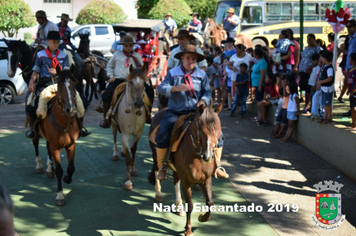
left=112, top=19, right=165, bottom=33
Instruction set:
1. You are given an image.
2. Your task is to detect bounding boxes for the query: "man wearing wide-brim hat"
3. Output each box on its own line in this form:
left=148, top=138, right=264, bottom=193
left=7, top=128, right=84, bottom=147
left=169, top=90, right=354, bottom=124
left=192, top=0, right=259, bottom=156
left=168, top=30, right=207, bottom=71
left=187, top=12, right=202, bottom=33
left=34, top=10, right=59, bottom=46
left=223, top=7, right=239, bottom=39
left=110, top=31, right=127, bottom=53
left=155, top=44, right=229, bottom=180
left=56, top=13, right=77, bottom=51
left=164, top=12, right=177, bottom=33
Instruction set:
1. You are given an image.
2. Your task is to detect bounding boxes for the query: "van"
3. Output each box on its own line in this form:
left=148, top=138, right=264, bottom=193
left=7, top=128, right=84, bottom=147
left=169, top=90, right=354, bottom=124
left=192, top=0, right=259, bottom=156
left=71, top=24, right=116, bottom=57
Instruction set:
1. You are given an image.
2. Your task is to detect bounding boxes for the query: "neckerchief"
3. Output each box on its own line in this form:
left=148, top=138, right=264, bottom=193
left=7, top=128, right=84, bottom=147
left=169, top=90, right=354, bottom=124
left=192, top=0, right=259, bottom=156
left=58, top=26, right=69, bottom=45
left=192, top=19, right=200, bottom=25
left=45, top=47, right=62, bottom=71
left=181, top=65, right=196, bottom=98
left=36, top=20, right=48, bottom=41
left=123, top=50, right=140, bottom=68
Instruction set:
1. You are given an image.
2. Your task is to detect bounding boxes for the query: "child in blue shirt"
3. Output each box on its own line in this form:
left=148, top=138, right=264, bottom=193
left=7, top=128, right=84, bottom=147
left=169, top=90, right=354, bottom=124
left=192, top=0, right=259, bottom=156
left=230, top=63, right=249, bottom=117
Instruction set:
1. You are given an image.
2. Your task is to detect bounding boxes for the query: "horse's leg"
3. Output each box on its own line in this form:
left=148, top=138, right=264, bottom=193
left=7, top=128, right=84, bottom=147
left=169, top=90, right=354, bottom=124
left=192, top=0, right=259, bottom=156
left=154, top=174, right=163, bottom=202
left=89, top=79, right=95, bottom=104
left=63, top=143, right=76, bottom=184
left=50, top=144, right=65, bottom=206
left=33, top=136, right=43, bottom=174
left=174, top=173, right=185, bottom=217
left=121, top=134, right=133, bottom=190
left=46, top=141, right=54, bottom=179
left=198, top=177, right=214, bottom=222
left=129, top=135, right=141, bottom=176
left=111, top=123, right=119, bottom=161
left=182, top=182, right=193, bottom=236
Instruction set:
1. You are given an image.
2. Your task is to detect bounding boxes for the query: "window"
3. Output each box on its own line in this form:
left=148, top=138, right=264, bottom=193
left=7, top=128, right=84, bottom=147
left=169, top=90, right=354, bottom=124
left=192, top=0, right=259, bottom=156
left=346, top=3, right=356, bottom=19
left=73, top=27, right=91, bottom=38
left=0, top=47, right=7, bottom=60
left=295, top=3, right=319, bottom=21
left=321, top=3, right=333, bottom=20
left=214, top=1, right=241, bottom=25
left=242, top=6, right=262, bottom=24
left=44, top=0, right=70, bottom=2
left=95, top=27, right=109, bottom=36
left=266, top=3, right=292, bottom=21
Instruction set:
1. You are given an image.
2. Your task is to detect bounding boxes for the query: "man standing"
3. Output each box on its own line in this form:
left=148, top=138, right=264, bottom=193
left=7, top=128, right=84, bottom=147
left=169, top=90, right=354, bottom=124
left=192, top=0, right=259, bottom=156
left=57, top=13, right=77, bottom=51
left=34, top=10, right=58, bottom=46
left=168, top=30, right=207, bottom=71
left=223, top=8, right=239, bottom=39
left=110, top=31, right=127, bottom=53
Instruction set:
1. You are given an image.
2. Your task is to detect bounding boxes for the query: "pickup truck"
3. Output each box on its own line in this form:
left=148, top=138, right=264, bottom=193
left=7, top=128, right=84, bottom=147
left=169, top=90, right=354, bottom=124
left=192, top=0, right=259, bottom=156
left=71, top=24, right=116, bottom=57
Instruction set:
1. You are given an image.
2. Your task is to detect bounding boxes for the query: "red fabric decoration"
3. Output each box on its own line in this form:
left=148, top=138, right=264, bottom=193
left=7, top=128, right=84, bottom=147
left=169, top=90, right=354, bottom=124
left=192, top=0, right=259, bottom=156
left=181, top=65, right=196, bottom=98
left=45, top=47, right=62, bottom=71
left=122, top=50, right=141, bottom=68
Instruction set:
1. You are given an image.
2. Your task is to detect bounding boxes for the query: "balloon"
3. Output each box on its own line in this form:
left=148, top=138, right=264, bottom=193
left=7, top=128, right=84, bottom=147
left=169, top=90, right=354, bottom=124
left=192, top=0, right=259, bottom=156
left=325, top=0, right=351, bottom=33
left=331, top=0, right=345, bottom=12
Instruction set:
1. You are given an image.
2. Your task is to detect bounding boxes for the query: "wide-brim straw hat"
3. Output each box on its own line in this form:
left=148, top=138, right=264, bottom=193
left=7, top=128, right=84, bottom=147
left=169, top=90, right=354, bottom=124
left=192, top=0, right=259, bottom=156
left=47, top=31, right=61, bottom=40
left=57, top=13, right=73, bottom=21
left=165, top=13, right=173, bottom=17
left=174, top=45, right=205, bottom=62
left=35, top=10, right=47, bottom=18
left=117, top=36, right=138, bottom=45
left=226, top=8, right=235, bottom=14
left=173, top=30, right=196, bottom=40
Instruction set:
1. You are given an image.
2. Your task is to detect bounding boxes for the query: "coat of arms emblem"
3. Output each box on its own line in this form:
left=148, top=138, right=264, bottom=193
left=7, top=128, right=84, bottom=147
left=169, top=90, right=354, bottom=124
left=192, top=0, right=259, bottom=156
left=312, top=180, right=346, bottom=230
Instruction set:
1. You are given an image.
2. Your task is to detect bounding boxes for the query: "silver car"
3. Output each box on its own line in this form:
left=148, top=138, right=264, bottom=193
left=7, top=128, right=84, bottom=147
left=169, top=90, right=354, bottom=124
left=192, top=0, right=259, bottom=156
left=0, top=39, right=27, bottom=104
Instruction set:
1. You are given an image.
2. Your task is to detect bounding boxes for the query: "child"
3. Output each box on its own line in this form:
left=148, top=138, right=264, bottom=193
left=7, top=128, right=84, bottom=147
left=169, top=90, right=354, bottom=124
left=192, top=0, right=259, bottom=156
left=216, top=56, right=232, bottom=109
left=316, top=50, right=334, bottom=124
left=310, top=56, right=324, bottom=120
left=280, top=81, right=299, bottom=142
left=272, top=74, right=293, bottom=138
left=256, top=73, right=279, bottom=126
left=230, top=63, right=249, bottom=117
left=206, top=55, right=216, bottom=92
left=306, top=53, right=321, bottom=116
left=347, top=52, right=356, bottom=129
left=212, top=46, right=222, bottom=103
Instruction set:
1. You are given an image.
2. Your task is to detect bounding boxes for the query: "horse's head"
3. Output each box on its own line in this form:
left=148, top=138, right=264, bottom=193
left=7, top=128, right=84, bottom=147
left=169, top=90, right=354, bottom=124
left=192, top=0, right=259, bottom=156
left=78, top=33, right=90, bottom=58
left=56, top=65, right=78, bottom=117
left=4, top=39, right=22, bottom=77
left=193, top=103, right=222, bottom=163
left=126, top=64, right=148, bottom=109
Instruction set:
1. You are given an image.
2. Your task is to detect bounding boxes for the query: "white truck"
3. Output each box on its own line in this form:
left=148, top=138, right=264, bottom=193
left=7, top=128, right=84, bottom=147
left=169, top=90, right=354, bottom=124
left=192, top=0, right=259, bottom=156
left=71, top=24, right=116, bottom=57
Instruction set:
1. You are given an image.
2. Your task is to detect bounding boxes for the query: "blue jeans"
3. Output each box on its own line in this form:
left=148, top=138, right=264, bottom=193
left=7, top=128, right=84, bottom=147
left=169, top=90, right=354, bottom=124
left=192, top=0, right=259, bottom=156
left=231, top=92, right=248, bottom=114
left=311, top=90, right=324, bottom=116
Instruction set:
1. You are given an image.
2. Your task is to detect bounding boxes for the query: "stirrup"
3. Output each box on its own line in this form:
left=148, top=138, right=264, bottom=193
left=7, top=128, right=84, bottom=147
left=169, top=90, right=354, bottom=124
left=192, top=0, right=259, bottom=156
left=214, top=166, right=228, bottom=179
left=157, top=164, right=167, bottom=180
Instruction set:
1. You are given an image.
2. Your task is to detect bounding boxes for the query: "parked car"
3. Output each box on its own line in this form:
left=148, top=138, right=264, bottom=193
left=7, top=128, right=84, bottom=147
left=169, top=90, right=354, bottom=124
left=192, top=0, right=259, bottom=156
left=71, top=24, right=116, bottom=57
left=0, top=39, right=27, bottom=105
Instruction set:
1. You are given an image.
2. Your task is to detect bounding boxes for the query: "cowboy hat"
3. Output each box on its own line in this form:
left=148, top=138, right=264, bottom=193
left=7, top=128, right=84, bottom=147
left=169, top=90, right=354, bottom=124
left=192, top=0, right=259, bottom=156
left=47, top=31, right=61, bottom=40
left=35, top=10, right=47, bottom=18
left=57, top=13, right=73, bottom=21
left=190, top=12, right=199, bottom=17
left=173, top=30, right=196, bottom=40
left=174, top=45, right=205, bottom=62
left=226, top=8, right=235, bottom=14
left=221, top=37, right=235, bottom=44
left=116, top=36, right=138, bottom=45
left=165, top=13, right=173, bottom=17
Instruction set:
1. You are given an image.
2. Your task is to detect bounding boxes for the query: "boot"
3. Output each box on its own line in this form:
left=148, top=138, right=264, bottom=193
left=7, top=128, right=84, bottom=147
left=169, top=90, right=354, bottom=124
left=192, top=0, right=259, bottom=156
left=95, top=100, right=104, bottom=113
left=215, top=147, right=229, bottom=178
left=25, top=115, right=37, bottom=139
left=99, top=102, right=111, bottom=128
left=156, top=148, right=168, bottom=180
left=78, top=117, right=91, bottom=138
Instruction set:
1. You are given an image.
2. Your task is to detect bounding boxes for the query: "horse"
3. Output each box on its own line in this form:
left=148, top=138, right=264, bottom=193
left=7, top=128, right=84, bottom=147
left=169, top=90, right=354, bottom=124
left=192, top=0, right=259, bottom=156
left=110, top=65, right=148, bottom=190
left=204, top=19, right=226, bottom=47
left=77, top=33, right=107, bottom=104
left=148, top=103, right=223, bottom=236
left=37, top=65, right=81, bottom=206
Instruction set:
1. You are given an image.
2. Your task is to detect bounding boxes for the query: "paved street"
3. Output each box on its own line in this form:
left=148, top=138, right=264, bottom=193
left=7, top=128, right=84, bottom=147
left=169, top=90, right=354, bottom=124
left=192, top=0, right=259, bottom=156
left=1, top=93, right=356, bottom=235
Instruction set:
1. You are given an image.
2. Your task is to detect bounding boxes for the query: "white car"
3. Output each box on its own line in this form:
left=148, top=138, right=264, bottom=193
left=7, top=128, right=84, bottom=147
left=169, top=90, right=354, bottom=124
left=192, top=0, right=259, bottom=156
left=0, top=39, right=27, bottom=105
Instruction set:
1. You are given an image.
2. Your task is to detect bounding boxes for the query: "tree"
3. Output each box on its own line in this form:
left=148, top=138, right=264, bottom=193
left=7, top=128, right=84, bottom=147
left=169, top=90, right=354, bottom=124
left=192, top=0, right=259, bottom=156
left=184, top=0, right=219, bottom=22
left=147, top=0, right=191, bottom=28
left=76, top=0, right=127, bottom=25
left=0, top=0, right=36, bottom=38
left=136, top=0, right=159, bottom=19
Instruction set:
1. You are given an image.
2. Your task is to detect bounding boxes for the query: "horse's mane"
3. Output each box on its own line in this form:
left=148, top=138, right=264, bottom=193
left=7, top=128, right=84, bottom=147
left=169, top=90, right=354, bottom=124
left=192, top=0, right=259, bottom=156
left=127, top=67, right=148, bottom=82
left=57, top=70, right=77, bottom=84
left=198, top=107, right=221, bottom=139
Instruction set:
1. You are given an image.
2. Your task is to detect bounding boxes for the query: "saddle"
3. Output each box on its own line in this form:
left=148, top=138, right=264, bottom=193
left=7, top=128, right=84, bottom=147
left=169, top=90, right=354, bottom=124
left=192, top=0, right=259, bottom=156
left=36, top=84, right=85, bottom=119
left=83, top=55, right=105, bottom=76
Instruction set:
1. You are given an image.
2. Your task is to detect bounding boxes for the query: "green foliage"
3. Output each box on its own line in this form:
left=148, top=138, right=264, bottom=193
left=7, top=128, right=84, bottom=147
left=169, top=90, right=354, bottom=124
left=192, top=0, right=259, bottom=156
left=147, top=0, right=191, bottom=28
left=0, top=0, right=36, bottom=38
left=184, top=0, right=219, bottom=22
left=24, top=32, right=33, bottom=44
left=76, top=0, right=127, bottom=25
left=136, top=0, right=159, bottom=19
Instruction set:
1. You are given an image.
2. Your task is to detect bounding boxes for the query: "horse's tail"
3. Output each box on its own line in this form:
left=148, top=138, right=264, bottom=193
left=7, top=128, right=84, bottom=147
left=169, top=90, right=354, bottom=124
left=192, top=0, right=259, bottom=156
left=147, top=140, right=157, bottom=185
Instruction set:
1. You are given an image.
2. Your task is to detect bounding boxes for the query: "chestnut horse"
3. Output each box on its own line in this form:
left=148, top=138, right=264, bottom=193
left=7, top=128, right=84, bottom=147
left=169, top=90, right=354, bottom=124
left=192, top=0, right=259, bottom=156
left=38, top=66, right=80, bottom=206
left=110, top=66, right=148, bottom=190
left=77, top=33, right=107, bottom=104
left=148, top=104, right=222, bottom=236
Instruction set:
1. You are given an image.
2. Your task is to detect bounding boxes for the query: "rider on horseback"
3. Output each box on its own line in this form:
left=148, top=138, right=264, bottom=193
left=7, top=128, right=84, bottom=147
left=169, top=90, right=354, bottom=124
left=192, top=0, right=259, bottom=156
left=34, top=10, right=59, bottom=47
left=26, top=31, right=89, bottom=139
left=56, top=13, right=77, bottom=51
left=155, top=45, right=229, bottom=180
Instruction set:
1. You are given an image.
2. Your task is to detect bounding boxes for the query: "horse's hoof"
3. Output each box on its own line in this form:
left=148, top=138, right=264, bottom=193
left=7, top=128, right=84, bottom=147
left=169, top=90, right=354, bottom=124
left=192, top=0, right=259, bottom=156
left=178, top=210, right=186, bottom=217
left=130, top=170, right=138, bottom=176
left=193, top=184, right=201, bottom=191
left=46, top=172, right=54, bottom=179
left=63, top=176, right=72, bottom=184
left=184, top=230, right=193, bottom=236
left=55, top=199, right=65, bottom=206
left=155, top=194, right=163, bottom=203
left=36, top=168, right=44, bottom=174
left=112, top=155, right=119, bottom=161
left=120, top=152, right=126, bottom=158
left=124, top=183, right=133, bottom=190
left=198, top=213, right=210, bottom=222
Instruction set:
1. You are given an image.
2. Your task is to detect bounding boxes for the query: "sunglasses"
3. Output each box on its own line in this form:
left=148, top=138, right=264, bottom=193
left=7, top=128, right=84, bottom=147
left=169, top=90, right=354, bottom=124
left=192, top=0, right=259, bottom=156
left=346, top=25, right=353, bottom=28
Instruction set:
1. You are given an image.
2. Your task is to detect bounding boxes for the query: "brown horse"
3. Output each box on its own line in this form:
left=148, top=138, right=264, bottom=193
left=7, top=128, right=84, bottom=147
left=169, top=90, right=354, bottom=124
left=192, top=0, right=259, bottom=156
left=77, top=33, right=107, bottom=104
left=148, top=103, right=222, bottom=236
left=111, top=66, right=148, bottom=190
left=37, top=66, right=81, bottom=206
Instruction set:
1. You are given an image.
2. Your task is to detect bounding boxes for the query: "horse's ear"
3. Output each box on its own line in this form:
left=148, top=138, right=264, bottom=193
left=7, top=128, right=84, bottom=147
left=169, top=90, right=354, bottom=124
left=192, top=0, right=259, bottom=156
left=142, top=64, right=148, bottom=74
left=129, top=64, right=134, bottom=72
left=213, top=103, right=223, bottom=114
left=69, top=65, right=75, bottom=75
left=56, top=65, right=62, bottom=75
left=198, top=103, right=205, bottom=114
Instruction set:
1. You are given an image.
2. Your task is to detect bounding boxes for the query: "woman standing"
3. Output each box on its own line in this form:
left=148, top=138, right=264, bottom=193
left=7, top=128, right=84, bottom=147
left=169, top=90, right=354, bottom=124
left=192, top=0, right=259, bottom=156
left=251, top=48, right=270, bottom=101
left=298, top=34, right=321, bottom=112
